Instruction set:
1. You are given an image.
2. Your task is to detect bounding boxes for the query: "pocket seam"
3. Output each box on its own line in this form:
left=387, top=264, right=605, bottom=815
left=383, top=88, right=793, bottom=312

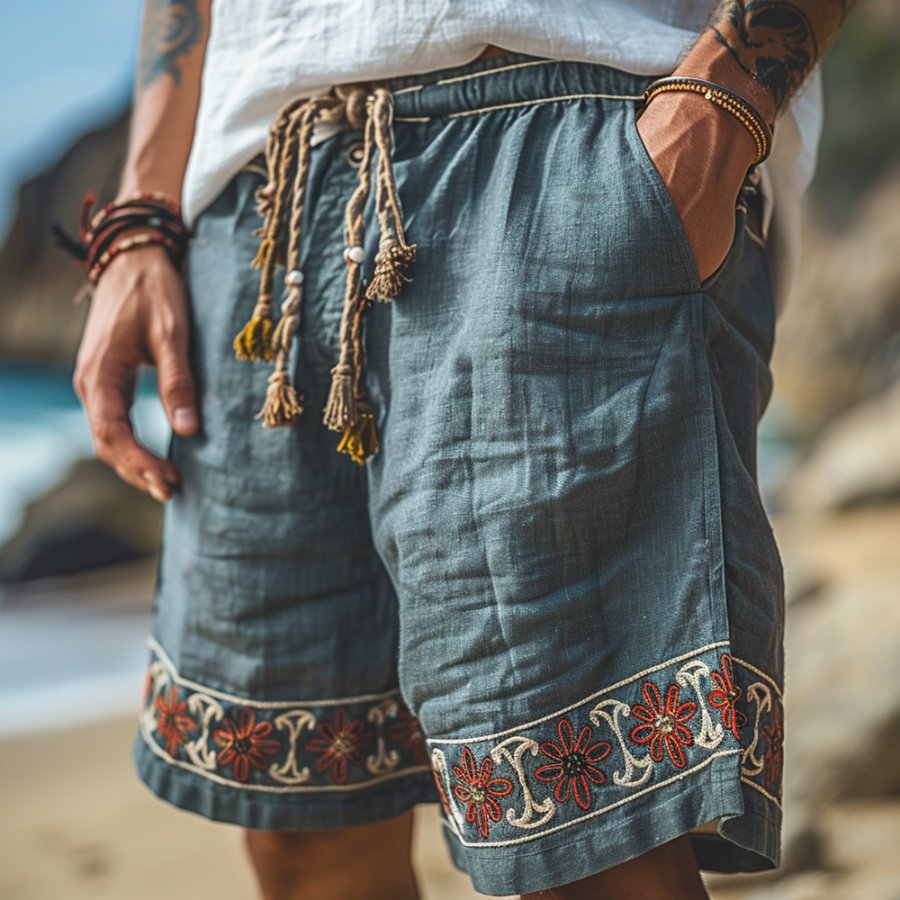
left=625, top=103, right=702, bottom=293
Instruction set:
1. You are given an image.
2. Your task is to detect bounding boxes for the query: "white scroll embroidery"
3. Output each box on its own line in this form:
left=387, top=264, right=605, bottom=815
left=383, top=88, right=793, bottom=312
left=490, top=736, right=556, bottom=830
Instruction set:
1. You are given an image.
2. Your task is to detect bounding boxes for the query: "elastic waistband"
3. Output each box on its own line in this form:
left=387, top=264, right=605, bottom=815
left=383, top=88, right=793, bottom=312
left=355, top=52, right=653, bottom=122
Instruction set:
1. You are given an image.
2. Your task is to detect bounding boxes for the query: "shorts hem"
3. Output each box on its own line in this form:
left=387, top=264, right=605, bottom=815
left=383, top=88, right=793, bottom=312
left=442, top=752, right=779, bottom=896
left=133, top=725, right=438, bottom=831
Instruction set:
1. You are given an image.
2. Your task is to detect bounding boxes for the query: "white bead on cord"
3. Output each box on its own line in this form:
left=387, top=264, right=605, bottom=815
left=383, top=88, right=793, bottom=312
left=285, top=269, right=304, bottom=286
left=344, top=245, right=365, bottom=265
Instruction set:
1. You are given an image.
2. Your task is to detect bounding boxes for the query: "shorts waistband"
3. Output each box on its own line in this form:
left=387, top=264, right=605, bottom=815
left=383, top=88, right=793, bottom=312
left=383, top=53, right=651, bottom=121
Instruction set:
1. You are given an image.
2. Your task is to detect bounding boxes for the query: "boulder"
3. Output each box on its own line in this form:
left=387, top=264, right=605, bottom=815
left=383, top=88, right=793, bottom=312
left=783, top=571, right=900, bottom=805
left=0, top=456, right=161, bottom=584
left=779, top=380, right=900, bottom=512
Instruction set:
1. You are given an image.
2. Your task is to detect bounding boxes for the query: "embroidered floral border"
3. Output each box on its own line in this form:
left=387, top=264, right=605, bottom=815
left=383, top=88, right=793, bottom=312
left=138, top=638, right=432, bottom=792
left=428, top=641, right=784, bottom=847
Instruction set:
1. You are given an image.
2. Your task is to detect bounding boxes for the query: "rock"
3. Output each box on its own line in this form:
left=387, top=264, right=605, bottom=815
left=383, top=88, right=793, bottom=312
left=779, top=380, right=900, bottom=511
left=819, top=799, right=900, bottom=882
left=782, top=559, right=827, bottom=607
left=0, top=456, right=161, bottom=584
left=770, top=163, right=900, bottom=437
left=0, top=106, right=129, bottom=363
left=734, top=872, right=838, bottom=900
left=783, top=572, right=900, bottom=805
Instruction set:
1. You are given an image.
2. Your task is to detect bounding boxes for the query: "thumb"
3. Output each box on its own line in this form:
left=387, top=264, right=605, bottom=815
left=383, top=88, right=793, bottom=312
left=155, top=334, right=199, bottom=437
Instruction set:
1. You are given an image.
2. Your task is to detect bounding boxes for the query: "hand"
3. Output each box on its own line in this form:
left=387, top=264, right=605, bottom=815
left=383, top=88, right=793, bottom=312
left=635, top=90, right=759, bottom=282
left=72, top=245, right=198, bottom=503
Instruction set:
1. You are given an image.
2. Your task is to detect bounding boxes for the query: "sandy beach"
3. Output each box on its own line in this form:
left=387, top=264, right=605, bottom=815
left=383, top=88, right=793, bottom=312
left=0, top=712, right=498, bottom=900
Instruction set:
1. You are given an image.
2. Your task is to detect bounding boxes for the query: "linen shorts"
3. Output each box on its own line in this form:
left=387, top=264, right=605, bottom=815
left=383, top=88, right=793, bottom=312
left=134, top=52, right=786, bottom=896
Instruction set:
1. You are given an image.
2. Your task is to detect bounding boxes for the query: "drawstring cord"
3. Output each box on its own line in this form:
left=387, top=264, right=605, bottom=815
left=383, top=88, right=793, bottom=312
left=233, top=84, right=415, bottom=463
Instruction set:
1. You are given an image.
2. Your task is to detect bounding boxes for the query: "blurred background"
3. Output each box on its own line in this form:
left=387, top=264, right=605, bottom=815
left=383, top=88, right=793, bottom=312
left=1, top=2, right=898, bottom=898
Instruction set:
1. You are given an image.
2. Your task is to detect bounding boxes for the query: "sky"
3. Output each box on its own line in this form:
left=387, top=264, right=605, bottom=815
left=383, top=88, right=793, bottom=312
left=0, top=0, right=142, bottom=240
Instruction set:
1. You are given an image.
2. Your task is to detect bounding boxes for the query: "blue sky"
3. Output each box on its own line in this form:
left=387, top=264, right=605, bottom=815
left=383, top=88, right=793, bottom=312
left=0, top=1, right=142, bottom=240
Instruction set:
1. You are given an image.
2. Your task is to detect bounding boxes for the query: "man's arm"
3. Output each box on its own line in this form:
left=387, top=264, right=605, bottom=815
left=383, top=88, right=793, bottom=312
left=636, top=0, right=857, bottom=282
left=72, top=0, right=211, bottom=504
left=121, top=0, right=208, bottom=205
left=690, top=1, right=856, bottom=126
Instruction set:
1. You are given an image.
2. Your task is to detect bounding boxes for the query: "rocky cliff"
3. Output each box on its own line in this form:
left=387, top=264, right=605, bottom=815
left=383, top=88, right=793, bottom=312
left=0, top=107, right=129, bottom=363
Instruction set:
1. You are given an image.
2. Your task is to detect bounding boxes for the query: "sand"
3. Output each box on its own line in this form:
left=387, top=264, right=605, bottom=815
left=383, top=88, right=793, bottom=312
left=0, top=713, right=490, bottom=900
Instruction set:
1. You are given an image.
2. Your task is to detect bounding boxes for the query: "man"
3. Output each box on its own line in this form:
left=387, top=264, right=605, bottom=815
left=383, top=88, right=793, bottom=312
left=70, top=2, right=853, bottom=898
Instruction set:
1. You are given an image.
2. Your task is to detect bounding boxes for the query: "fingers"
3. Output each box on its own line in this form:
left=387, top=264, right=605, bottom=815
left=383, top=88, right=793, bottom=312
left=74, top=360, right=179, bottom=502
left=152, top=315, right=199, bottom=437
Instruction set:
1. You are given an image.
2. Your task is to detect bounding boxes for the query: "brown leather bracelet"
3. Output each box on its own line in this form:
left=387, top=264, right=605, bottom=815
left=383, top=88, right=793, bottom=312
left=642, top=76, right=774, bottom=166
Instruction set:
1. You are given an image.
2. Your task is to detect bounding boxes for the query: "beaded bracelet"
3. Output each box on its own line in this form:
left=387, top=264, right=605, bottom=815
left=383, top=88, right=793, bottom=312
left=641, top=76, right=773, bottom=166
left=87, top=232, right=185, bottom=284
left=52, top=190, right=190, bottom=300
left=86, top=212, right=187, bottom=273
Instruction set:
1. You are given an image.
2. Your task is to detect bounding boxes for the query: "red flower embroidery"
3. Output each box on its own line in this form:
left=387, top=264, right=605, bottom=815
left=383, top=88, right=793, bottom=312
left=452, top=747, right=514, bottom=838
left=213, top=707, right=281, bottom=782
left=535, top=718, right=611, bottom=810
left=630, top=681, right=697, bottom=768
left=707, top=653, right=747, bottom=740
left=305, top=709, right=369, bottom=784
left=762, top=701, right=784, bottom=791
left=391, top=709, right=430, bottom=766
left=154, top=685, right=197, bottom=756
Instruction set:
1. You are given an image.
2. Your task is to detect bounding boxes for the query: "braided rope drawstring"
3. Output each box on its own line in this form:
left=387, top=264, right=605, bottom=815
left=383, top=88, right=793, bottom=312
left=237, top=81, right=416, bottom=462
left=256, top=96, right=339, bottom=427
left=321, top=98, right=376, bottom=441
left=366, top=89, right=417, bottom=303
left=233, top=98, right=313, bottom=362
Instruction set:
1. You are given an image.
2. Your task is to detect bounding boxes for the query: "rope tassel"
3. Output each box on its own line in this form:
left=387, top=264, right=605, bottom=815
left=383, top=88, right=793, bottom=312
left=255, top=368, right=304, bottom=427
left=232, top=298, right=275, bottom=362
left=366, top=236, right=416, bottom=303
left=337, top=405, right=379, bottom=465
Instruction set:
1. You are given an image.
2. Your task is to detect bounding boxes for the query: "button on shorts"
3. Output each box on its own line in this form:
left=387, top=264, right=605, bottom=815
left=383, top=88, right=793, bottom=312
left=134, top=52, right=786, bottom=896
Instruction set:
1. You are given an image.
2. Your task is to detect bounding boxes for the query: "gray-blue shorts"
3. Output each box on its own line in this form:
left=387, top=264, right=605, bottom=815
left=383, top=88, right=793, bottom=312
left=134, top=52, right=785, bottom=896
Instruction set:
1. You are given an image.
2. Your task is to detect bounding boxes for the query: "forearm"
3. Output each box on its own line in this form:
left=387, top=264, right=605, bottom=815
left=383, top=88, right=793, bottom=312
left=676, top=1, right=857, bottom=126
left=119, top=0, right=212, bottom=199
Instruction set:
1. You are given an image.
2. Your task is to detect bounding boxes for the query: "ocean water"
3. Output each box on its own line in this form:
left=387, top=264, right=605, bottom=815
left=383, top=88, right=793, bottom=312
left=0, top=361, right=169, bottom=545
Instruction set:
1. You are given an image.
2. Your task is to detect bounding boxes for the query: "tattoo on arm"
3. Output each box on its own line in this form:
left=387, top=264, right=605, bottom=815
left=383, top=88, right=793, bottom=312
left=139, top=0, right=203, bottom=88
left=710, top=0, right=855, bottom=114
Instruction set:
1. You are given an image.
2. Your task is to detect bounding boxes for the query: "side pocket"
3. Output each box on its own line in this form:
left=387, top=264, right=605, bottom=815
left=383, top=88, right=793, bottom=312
left=699, top=205, right=749, bottom=296
left=624, top=102, right=753, bottom=297
left=623, top=102, right=701, bottom=292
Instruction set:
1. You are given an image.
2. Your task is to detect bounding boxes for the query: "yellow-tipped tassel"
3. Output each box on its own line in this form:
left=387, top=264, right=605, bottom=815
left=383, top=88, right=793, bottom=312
left=232, top=312, right=274, bottom=362
left=336, top=410, right=378, bottom=464
left=254, top=369, right=304, bottom=428
left=322, top=362, right=358, bottom=432
left=365, top=238, right=417, bottom=303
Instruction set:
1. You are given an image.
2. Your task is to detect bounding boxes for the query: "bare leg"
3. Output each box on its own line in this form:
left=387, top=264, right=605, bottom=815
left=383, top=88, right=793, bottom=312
left=521, top=834, right=709, bottom=900
left=244, top=810, right=419, bottom=900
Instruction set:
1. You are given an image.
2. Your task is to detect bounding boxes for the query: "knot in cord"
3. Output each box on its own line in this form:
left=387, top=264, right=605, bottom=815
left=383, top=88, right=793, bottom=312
left=337, top=85, right=371, bottom=131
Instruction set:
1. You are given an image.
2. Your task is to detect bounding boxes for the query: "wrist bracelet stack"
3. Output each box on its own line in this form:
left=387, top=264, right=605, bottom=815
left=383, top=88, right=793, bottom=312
left=52, top=190, right=191, bottom=303
left=641, top=76, right=773, bottom=166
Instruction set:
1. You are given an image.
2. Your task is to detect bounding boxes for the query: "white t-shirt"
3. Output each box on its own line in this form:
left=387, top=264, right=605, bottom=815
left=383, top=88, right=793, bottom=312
left=183, top=0, right=824, bottom=313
